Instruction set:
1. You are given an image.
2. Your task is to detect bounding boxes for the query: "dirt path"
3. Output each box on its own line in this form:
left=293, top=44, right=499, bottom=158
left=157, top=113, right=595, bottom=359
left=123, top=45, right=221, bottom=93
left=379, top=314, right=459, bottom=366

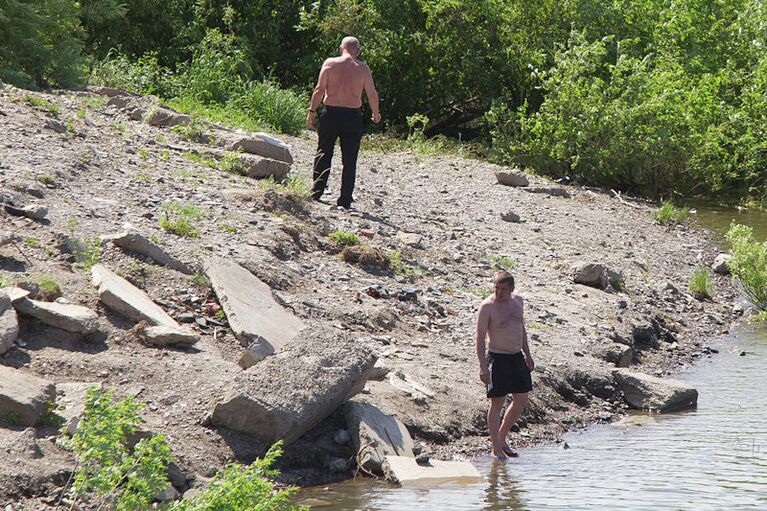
left=0, top=84, right=739, bottom=505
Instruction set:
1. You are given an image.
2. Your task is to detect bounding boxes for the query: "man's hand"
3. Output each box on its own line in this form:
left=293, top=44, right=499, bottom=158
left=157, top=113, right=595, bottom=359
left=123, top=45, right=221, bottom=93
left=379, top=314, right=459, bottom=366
left=372, top=111, right=381, bottom=124
left=479, top=368, right=490, bottom=385
left=306, top=110, right=317, bottom=129
left=526, top=357, right=535, bottom=373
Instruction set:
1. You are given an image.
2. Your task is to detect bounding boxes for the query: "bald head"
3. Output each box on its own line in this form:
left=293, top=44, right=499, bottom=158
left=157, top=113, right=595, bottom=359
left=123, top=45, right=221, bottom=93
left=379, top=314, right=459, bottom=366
left=340, top=36, right=361, bottom=57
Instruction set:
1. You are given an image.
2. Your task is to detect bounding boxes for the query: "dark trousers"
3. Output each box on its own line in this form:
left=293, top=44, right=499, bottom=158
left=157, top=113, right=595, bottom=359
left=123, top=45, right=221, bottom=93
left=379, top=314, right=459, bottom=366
left=311, top=106, right=363, bottom=207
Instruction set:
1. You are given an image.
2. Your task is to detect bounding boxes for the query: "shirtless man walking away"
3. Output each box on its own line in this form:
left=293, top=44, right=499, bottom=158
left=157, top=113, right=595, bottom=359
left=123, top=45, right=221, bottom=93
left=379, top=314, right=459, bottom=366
left=476, top=271, right=534, bottom=459
left=307, top=36, right=380, bottom=209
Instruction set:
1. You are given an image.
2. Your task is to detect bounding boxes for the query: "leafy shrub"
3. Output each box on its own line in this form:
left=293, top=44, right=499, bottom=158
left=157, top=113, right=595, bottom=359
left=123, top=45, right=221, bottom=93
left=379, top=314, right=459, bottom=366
left=230, top=81, right=308, bottom=136
left=169, top=442, right=304, bottom=511
left=90, top=51, right=178, bottom=97
left=688, top=268, right=714, bottom=300
left=160, top=216, right=201, bottom=238
left=328, top=230, right=360, bottom=246
left=655, top=202, right=690, bottom=225
left=38, top=274, right=61, bottom=301
left=74, top=236, right=102, bottom=270
left=60, top=387, right=172, bottom=511
left=726, top=224, right=767, bottom=316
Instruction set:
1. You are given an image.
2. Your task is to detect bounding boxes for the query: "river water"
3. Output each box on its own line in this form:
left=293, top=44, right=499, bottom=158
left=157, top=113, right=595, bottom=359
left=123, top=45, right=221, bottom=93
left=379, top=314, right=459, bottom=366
left=298, top=207, right=767, bottom=511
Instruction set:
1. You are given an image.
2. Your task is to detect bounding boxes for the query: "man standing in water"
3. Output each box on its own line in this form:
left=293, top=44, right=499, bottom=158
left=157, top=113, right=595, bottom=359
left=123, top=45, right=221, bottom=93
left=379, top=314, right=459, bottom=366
left=307, top=36, right=381, bottom=209
left=476, top=271, right=534, bottom=459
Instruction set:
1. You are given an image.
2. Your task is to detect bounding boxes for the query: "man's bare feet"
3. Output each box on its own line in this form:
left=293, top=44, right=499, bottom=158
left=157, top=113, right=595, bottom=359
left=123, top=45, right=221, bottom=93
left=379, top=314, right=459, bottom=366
left=492, top=447, right=509, bottom=460
left=502, top=445, right=519, bottom=458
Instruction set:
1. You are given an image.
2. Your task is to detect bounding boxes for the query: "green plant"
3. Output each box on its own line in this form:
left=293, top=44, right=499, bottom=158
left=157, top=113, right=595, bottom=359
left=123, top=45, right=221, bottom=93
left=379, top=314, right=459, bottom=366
left=74, top=236, right=102, bottom=270
left=459, top=287, right=492, bottom=299
left=328, top=230, right=360, bottom=247
left=169, top=442, right=304, bottom=511
left=162, top=202, right=207, bottom=220
left=7, top=411, right=20, bottom=426
left=160, top=149, right=171, bottom=161
left=25, top=237, right=39, bottom=248
left=36, top=175, right=54, bottom=185
left=218, top=151, right=246, bottom=175
left=171, top=119, right=207, bottom=142
left=67, top=218, right=80, bottom=231
left=257, top=175, right=310, bottom=200
left=190, top=272, right=210, bottom=287
left=387, top=250, right=430, bottom=278
left=149, top=234, right=164, bottom=245
left=688, top=268, right=714, bottom=300
left=38, top=274, right=61, bottom=300
left=139, top=148, right=149, bottom=161
left=490, top=255, right=517, bottom=271
left=80, top=96, right=108, bottom=110
left=23, top=95, right=60, bottom=115
left=160, top=216, right=201, bottom=238
left=220, top=223, right=239, bottom=234
left=40, top=401, right=65, bottom=427
left=134, top=173, right=151, bottom=182
left=655, top=202, right=690, bottom=224
left=60, top=387, right=172, bottom=511
left=726, top=224, right=767, bottom=317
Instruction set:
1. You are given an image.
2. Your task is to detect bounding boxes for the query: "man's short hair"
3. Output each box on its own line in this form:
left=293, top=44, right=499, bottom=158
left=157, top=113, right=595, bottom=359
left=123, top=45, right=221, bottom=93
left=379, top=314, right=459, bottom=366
left=340, top=36, right=360, bottom=52
left=494, top=271, right=515, bottom=290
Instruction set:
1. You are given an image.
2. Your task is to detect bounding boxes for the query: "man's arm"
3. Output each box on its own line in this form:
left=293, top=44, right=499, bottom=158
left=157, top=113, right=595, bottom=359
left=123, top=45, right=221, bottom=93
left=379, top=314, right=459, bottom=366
left=476, top=303, right=491, bottom=384
left=363, top=66, right=380, bottom=124
left=307, top=61, right=330, bottom=128
left=520, top=298, right=534, bottom=371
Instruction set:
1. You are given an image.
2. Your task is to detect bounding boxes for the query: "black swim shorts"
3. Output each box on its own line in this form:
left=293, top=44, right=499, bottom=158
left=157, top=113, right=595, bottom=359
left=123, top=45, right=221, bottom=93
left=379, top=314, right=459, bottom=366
left=486, top=351, right=533, bottom=398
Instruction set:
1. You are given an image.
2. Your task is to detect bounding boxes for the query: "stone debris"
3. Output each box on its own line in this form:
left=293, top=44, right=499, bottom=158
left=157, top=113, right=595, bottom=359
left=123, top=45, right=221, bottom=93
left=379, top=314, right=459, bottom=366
left=495, top=169, right=529, bottom=187
left=712, top=253, right=731, bottom=275
left=238, top=153, right=291, bottom=180
left=104, top=230, right=193, bottom=274
left=4, top=203, right=48, bottom=220
left=204, top=257, right=304, bottom=361
left=140, top=324, right=199, bottom=347
left=0, top=291, right=19, bottom=354
left=91, top=264, right=178, bottom=327
left=57, top=382, right=101, bottom=436
left=143, top=107, right=191, bottom=128
left=0, top=366, right=56, bottom=426
left=344, top=401, right=415, bottom=475
left=13, top=297, right=99, bottom=334
left=613, top=369, right=698, bottom=412
left=572, top=262, right=623, bottom=290
left=223, top=132, right=293, bottom=164
left=208, top=326, right=376, bottom=444
left=382, top=455, right=481, bottom=485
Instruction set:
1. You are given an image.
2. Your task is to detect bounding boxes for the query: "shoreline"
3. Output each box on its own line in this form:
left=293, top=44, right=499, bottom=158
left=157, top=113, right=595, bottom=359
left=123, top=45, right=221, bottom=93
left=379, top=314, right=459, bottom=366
left=0, top=85, right=741, bottom=505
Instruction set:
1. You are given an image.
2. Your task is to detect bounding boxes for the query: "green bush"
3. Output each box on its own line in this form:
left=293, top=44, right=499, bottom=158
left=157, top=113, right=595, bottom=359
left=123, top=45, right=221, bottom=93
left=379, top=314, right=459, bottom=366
left=230, top=81, right=307, bottom=136
left=688, top=268, right=714, bottom=300
left=328, top=230, right=360, bottom=247
left=655, top=202, right=690, bottom=225
left=169, top=442, right=305, bottom=511
left=61, top=387, right=172, bottom=511
left=726, top=224, right=767, bottom=316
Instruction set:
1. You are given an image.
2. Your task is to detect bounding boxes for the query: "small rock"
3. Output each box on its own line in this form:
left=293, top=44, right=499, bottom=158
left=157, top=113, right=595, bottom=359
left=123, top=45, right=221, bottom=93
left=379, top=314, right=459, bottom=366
left=495, top=169, right=529, bottom=187
left=327, top=457, right=348, bottom=473
left=712, top=253, right=731, bottom=275
left=4, top=203, right=48, bottom=220
left=500, top=211, right=521, bottom=223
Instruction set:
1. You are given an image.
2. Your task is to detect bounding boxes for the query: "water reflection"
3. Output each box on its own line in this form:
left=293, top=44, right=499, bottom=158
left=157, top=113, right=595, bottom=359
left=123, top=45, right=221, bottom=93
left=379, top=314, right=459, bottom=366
left=483, top=461, right=526, bottom=511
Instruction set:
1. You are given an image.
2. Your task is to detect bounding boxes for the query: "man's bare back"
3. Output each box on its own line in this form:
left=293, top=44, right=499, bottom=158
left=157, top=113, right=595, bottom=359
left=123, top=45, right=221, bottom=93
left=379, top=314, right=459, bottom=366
left=321, top=56, right=371, bottom=109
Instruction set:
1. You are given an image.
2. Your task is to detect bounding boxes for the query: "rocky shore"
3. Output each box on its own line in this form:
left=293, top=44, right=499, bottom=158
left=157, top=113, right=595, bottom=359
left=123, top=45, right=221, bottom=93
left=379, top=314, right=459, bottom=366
left=0, top=84, right=739, bottom=507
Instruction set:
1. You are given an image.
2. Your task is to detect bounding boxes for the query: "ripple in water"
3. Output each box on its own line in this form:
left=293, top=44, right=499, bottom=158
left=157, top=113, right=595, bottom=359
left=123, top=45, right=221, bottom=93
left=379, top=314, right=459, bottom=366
left=298, top=324, right=767, bottom=510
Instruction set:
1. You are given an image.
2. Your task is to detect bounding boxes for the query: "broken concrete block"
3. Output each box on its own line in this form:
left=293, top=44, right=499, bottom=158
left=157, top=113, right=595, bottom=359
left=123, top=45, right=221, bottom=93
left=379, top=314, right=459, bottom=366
left=91, top=264, right=178, bottom=327
left=226, top=133, right=293, bottom=164
left=0, top=291, right=19, bottom=354
left=208, top=326, right=376, bottom=445
left=382, top=455, right=481, bottom=485
left=238, top=153, right=291, bottom=180
left=344, top=401, right=414, bottom=475
left=204, top=257, right=304, bottom=360
left=13, top=298, right=99, bottom=334
left=613, top=369, right=698, bottom=412
left=141, top=324, right=199, bottom=346
left=105, top=231, right=193, bottom=274
left=0, top=366, right=55, bottom=426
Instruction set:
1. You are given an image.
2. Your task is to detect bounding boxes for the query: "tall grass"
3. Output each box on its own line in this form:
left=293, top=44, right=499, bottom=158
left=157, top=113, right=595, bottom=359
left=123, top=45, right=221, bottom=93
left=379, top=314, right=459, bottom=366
left=89, top=29, right=307, bottom=136
left=655, top=201, right=690, bottom=225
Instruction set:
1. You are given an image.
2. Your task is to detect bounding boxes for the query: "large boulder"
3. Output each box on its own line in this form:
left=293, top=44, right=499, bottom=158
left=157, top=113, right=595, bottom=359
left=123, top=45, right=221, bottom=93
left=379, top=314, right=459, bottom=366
left=105, top=231, right=193, bottom=274
left=224, top=133, right=293, bottom=164
left=344, top=401, right=415, bottom=475
left=91, top=264, right=177, bottom=327
left=208, top=326, right=376, bottom=445
left=204, top=257, right=305, bottom=361
left=613, top=369, right=698, bottom=412
left=13, top=298, right=99, bottom=334
left=495, top=169, right=529, bottom=187
left=0, top=366, right=56, bottom=426
left=572, top=262, right=623, bottom=290
left=0, top=291, right=19, bottom=354
left=238, top=153, right=291, bottom=180
left=382, top=456, right=481, bottom=485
